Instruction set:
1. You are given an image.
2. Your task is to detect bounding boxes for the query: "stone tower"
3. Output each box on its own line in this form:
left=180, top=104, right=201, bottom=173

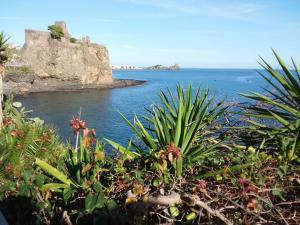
left=54, top=21, right=70, bottom=38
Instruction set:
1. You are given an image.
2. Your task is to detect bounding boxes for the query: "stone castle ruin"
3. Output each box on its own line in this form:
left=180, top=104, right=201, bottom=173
left=21, top=21, right=113, bottom=84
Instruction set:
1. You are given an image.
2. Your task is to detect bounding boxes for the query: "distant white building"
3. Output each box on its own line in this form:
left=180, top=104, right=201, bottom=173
left=111, top=65, right=143, bottom=70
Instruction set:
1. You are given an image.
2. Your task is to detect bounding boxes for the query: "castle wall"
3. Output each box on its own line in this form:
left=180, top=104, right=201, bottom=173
left=25, top=29, right=50, bottom=45
left=22, top=22, right=113, bottom=84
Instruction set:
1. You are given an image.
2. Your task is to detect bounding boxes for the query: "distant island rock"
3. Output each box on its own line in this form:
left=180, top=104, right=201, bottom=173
left=146, top=64, right=180, bottom=70
left=4, top=21, right=145, bottom=94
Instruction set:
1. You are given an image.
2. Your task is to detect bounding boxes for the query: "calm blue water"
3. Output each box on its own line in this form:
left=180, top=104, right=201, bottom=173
left=17, top=69, right=267, bottom=145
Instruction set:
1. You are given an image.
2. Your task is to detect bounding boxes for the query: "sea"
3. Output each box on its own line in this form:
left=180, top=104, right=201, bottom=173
left=17, top=68, right=268, bottom=145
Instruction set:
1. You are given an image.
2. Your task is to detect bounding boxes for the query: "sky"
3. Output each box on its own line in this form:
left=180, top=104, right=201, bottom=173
left=1, top=0, right=300, bottom=68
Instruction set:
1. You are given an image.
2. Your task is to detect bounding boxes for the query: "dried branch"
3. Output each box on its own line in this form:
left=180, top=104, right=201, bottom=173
left=60, top=211, right=73, bottom=225
left=147, top=191, right=233, bottom=225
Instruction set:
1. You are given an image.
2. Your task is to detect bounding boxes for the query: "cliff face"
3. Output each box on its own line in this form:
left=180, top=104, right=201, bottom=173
left=21, top=22, right=113, bottom=84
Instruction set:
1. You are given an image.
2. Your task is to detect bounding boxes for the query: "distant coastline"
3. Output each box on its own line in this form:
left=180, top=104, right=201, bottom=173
left=111, top=63, right=180, bottom=70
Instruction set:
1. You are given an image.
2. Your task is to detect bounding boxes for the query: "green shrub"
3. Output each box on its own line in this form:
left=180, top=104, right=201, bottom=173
left=0, top=98, right=64, bottom=179
left=69, top=37, right=77, bottom=43
left=47, top=25, right=64, bottom=40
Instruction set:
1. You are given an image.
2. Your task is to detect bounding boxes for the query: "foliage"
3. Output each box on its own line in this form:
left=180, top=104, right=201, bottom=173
left=0, top=53, right=299, bottom=225
left=47, top=25, right=64, bottom=40
left=0, top=167, right=50, bottom=225
left=241, top=50, right=300, bottom=163
left=6, top=65, right=34, bottom=74
left=70, top=37, right=77, bottom=43
left=106, top=84, right=226, bottom=178
left=35, top=116, right=119, bottom=222
left=0, top=32, right=9, bottom=64
left=0, top=98, right=63, bottom=179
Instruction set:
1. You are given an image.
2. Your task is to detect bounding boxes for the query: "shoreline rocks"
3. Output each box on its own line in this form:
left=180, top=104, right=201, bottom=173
left=3, top=77, right=146, bottom=96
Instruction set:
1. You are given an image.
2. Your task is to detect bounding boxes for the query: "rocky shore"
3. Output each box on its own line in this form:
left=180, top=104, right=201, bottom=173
left=3, top=75, right=145, bottom=95
left=3, top=21, right=146, bottom=96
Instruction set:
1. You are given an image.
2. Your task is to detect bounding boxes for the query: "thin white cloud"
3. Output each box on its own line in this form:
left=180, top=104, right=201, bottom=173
left=0, top=16, right=23, bottom=21
left=94, top=18, right=121, bottom=23
left=121, top=44, right=198, bottom=54
left=119, top=0, right=265, bottom=20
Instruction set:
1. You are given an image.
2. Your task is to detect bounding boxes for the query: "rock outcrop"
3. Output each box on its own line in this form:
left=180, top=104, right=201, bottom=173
left=21, top=21, right=113, bottom=85
left=146, top=64, right=180, bottom=70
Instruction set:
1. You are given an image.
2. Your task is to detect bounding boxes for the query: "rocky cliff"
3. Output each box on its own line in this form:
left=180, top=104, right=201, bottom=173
left=21, top=21, right=113, bottom=84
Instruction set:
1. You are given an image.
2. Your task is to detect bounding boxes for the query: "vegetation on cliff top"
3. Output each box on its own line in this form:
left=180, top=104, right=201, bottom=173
left=48, top=24, right=65, bottom=40
left=0, top=52, right=299, bottom=225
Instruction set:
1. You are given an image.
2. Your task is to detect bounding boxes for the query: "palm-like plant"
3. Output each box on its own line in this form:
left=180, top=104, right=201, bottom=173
left=0, top=32, right=10, bottom=129
left=241, top=51, right=300, bottom=162
left=106, top=84, right=226, bottom=176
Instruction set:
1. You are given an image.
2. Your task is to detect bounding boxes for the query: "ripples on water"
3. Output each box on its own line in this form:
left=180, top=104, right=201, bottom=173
left=17, top=69, right=267, bottom=145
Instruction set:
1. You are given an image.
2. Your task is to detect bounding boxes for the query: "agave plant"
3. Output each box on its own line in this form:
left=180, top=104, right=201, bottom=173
left=106, top=84, right=226, bottom=177
left=241, top=51, right=300, bottom=162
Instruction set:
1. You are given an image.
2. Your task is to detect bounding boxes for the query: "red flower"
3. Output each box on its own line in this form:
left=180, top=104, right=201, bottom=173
left=10, top=129, right=18, bottom=137
left=79, top=120, right=87, bottom=129
left=247, top=198, right=258, bottom=212
left=16, top=143, right=23, bottom=150
left=17, top=130, right=24, bottom=137
left=41, top=132, right=50, bottom=142
left=90, top=128, right=97, bottom=143
left=5, top=164, right=11, bottom=174
left=166, top=143, right=181, bottom=158
left=3, top=117, right=14, bottom=127
left=90, top=128, right=96, bottom=137
left=196, top=179, right=207, bottom=189
left=239, top=177, right=256, bottom=193
left=70, top=117, right=87, bottom=134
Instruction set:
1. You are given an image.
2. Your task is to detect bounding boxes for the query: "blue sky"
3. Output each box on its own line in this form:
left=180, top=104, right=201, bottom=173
left=1, top=0, right=300, bottom=68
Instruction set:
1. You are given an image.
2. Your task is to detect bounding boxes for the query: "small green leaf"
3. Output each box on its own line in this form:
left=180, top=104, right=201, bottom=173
left=85, top=193, right=96, bottom=213
left=169, top=206, right=180, bottom=218
left=186, top=212, right=197, bottom=221
left=63, top=187, right=76, bottom=203
left=152, top=178, right=159, bottom=187
left=92, top=182, right=102, bottom=192
left=95, top=191, right=105, bottom=209
left=34, top=175, right=45, bottom=188
left=272, top=188, right=286, bottom=201
left=19, top=184, right=31, bottom=196
left=107, top=199, right=117, bottom=212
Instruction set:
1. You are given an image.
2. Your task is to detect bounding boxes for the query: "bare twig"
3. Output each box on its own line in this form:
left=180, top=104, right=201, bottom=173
left=148, top=191, right=233, bottom=225
left=61, top=211, right=73, bottom=225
